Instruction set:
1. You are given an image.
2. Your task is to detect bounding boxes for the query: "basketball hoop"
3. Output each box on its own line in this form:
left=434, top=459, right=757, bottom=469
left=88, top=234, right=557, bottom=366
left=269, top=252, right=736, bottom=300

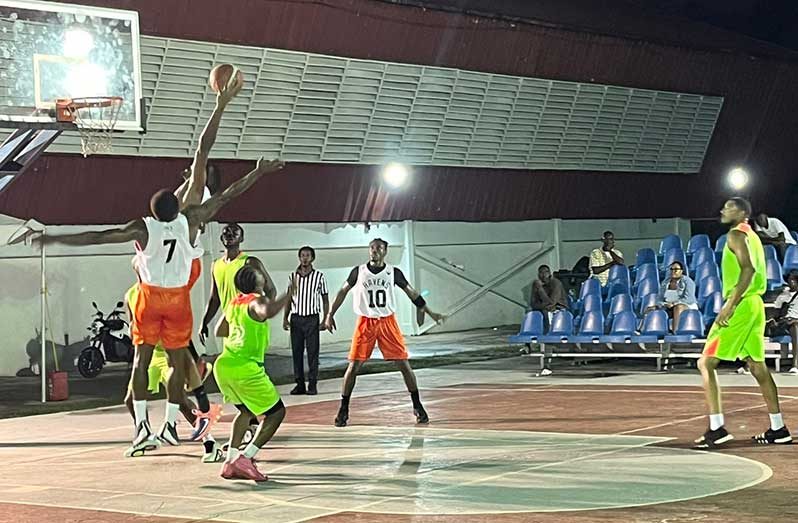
left=55, top=97, right=124, bottom=157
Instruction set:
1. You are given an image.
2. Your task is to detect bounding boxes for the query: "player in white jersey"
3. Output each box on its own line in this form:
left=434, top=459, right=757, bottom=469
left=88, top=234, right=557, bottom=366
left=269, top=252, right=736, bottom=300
left=23, top=156, right=285, bottom=456
left=325, top=238, right=445, bottom=427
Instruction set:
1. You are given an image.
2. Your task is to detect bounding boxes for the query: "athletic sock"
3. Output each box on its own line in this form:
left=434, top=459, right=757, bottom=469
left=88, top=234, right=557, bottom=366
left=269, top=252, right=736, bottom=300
left=133, top=400, right=147, bottom=428
left=769, top=413, right=785, bottom=431
left=193, top=385, right=210, bottom=413
left=242, top=443, right=259, bottom=459
left=410, top=390, right=422, bottom=409
left=226, top=446, right=240, bottom=463
left=709, top=413, right=724, bottom=431
left=165, top=402, right=180, bottom=425
left=340, top=395, right=350, bottom=409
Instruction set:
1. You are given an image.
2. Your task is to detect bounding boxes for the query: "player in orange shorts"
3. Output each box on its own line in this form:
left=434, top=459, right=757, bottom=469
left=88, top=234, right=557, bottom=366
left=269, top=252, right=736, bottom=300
left=325, top=238, right=445, bottom=427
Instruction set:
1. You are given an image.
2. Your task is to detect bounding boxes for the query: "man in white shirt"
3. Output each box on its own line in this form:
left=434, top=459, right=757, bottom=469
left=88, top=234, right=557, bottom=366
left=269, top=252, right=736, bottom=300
left=771, top=270, right=798, bottom=374
left=589, top=231, right=624, bottom=287
left=754, top=213, right=796, bottom=261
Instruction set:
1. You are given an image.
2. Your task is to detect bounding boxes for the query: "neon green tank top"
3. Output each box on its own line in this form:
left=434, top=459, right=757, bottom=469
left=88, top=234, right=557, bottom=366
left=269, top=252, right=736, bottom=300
left=222, top=293, right=270, bottom=363
left=213, top=253, right=249, bottom=311
left=721, top=222, right=766, bottom=298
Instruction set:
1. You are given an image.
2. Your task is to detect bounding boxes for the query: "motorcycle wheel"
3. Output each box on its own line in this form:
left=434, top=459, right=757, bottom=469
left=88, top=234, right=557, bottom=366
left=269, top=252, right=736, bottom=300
left=77, top=348, right=104, bottom=378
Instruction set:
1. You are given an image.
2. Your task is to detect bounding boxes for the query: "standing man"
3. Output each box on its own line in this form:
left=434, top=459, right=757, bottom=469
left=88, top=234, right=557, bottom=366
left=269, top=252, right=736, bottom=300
left=19, top=156, right=285, bottom=457
left=696, top=197, right=791, bottom=448
left=283, top=246, right=329, bottom=396
left=590, top=231, right=624, bottom=287
left=325, top=238, right=445, bottom=427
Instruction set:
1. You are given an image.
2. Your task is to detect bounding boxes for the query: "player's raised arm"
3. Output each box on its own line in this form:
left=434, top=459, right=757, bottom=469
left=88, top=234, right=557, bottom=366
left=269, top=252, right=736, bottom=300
left=19, top=219, right=147, bottom=247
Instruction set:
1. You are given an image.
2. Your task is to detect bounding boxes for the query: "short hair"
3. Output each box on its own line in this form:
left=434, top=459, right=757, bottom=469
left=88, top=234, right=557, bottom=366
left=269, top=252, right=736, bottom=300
left=670, top=260, right=685, bottom=271
left=728, top=197, right=752, bottom=217
left=602, top=231, right=614, bottom=238
left=223, top=222, right=243, bottom=237
left=298, top=245, right=316, bottom=260
left=234, top=265, right=259, bottom=294
left=150, top=189, right=179, bottom=221
left=538, top=264, right=551, bottom=271
left=370, top=238, right=389, bottom=249
left=787, top=270, right=798, bottom=282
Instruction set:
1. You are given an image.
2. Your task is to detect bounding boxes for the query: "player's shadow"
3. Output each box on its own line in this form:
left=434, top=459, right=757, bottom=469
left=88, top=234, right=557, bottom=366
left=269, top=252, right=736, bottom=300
left=0, top=440, right=132, bottom=447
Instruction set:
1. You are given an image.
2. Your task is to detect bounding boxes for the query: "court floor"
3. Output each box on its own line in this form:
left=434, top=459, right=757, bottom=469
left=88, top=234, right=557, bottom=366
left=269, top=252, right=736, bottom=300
left=1, top=357, right=797, bottom=523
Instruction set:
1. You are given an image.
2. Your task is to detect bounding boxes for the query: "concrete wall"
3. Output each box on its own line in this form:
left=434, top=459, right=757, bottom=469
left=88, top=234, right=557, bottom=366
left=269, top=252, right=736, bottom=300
left=0, top=217, right=689, bottom=376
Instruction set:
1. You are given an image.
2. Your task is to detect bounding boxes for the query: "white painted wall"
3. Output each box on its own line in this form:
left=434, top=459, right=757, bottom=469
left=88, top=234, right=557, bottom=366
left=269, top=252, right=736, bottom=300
left=0, top=218, right=689, bottom=376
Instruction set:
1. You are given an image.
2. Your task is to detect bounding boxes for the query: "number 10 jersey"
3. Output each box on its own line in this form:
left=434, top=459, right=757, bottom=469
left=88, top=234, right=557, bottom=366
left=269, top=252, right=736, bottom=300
left=352, top=263, right=398, bottom=318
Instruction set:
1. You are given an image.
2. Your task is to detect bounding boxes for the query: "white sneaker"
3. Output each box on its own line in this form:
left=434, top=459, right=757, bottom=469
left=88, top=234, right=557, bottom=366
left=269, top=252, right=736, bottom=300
left=736, top=367, right=751, bottom=375
left=540, top=368, right=553, bottom=376
left=158, top=422, right=180, bottom=446
left=202, top=441, right=225, bottom=463
left=788, top=367, right=798, bottom=375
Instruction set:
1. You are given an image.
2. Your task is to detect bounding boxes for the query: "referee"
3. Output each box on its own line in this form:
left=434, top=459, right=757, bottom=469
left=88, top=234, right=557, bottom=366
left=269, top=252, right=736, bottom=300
left=283, top=246, right=329, bottom=395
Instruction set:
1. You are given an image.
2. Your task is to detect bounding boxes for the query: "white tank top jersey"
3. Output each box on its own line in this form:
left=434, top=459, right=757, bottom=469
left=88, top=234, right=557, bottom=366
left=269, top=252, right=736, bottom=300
left=133, top=214, right=203, bottom=288
left=352, top=263, right=398, bottom=318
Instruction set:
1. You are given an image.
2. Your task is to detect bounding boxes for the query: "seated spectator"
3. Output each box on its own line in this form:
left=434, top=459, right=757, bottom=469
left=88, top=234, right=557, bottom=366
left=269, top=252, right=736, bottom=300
left=644, top=261, right=697, bottom=332
left=531, top=264, right=568, bottom=326
left=769, top=270, right=798, bottom=375
left=754, top=213, right=796, bottom=260
left=589, top=231, right=624, bottom=287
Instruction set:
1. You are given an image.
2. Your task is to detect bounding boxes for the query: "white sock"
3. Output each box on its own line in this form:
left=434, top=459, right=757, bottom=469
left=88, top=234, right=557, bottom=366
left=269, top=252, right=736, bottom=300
left=242, top=443, right=259, bottom=459
left=202, top=434, right=215, bottom=443
left=133, top=400, right=147, bottom=428
left=165, top=402, right=180, bottom=425
left=709, top=413, right=724, bottom=431
left=769, top=413, right=784, bottom=431
left=226, top=446, right=240, bottom=463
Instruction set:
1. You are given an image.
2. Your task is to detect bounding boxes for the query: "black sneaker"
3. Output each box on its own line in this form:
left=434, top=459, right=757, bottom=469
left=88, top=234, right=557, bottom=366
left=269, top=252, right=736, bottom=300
left=694, top=426, right=734, bottom=448
left=752, top=426, right=793, bottom=445
left=414, top=405, right=429, bottom=424
left=307, top=383, right=318, bottom=395
left=290, top=384, right=306, bottom=395
left=334, top=406, right=349, bottom=427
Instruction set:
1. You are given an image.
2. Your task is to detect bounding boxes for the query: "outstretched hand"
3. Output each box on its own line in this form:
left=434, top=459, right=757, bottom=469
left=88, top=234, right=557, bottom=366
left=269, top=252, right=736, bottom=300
left=255, top=157, right=285, bottom=174
left=216, top=76, right=243, bottom=106
left=8, top=229, right=44, bottom=246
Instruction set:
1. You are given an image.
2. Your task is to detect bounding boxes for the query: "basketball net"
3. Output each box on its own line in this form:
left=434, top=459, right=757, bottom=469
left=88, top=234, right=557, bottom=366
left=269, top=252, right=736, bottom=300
left=61, top=97, right=124, bottom=157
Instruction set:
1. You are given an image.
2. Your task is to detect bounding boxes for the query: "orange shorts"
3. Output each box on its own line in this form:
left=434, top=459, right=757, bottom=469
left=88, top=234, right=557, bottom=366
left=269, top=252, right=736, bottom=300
left=348, top=314, right=408, bottom=361
left=131, top=259, right=200, bottom=350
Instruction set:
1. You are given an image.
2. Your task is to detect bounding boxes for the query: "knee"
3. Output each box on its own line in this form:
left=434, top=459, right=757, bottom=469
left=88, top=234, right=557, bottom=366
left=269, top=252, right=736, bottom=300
left=748, top=361, right=769, bottom=378
left=698, top=356, right=715, bottom=373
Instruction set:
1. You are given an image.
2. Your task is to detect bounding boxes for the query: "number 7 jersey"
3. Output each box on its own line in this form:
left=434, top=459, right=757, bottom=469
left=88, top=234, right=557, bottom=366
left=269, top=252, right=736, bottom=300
left=133, top=214, right=204, bottom=288
left=352, top=263, right=398, bottom=318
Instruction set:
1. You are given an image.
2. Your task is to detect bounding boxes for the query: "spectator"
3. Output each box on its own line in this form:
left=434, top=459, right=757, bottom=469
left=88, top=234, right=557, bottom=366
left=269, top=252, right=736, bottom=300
left=531, top=265, right=568, bottom=325
left=769, top=270, right=798, bottom=375
left=645, top=261, right=697, bottom=333
left=590, top=231, right=624, bottom=287
left=754, top=213, right=796, bottom=260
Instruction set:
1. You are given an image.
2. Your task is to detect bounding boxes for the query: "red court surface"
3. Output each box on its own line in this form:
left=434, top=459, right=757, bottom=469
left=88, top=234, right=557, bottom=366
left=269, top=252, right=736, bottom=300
left=1, top=361, right=797, bottom=523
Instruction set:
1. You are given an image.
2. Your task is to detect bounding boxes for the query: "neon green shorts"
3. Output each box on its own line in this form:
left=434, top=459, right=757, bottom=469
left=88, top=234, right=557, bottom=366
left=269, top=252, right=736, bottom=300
left=127, top=347, right=170, bottom=394
left=213, top=355, right=280, bottom=415
left=702, top=295, right=766, bottom=362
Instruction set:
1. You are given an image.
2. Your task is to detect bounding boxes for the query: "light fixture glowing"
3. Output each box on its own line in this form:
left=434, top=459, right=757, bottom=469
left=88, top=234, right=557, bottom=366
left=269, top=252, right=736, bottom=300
left=728, top=167, right=749, bottom=191
left=63, top=29, right=94, bottom=58
left=382, top=162, right=409, bottom=188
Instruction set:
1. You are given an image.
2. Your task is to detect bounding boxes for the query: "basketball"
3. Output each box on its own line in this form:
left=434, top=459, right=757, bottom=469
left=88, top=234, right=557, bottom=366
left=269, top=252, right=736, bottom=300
left=208, top=63, right=243, bottom=93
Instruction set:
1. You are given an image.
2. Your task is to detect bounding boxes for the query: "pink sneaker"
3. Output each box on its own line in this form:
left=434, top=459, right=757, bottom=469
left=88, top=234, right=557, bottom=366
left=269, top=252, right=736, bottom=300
left=191, top=403, right=222, bottom=441
left=220, top=455, right=267, bottom=482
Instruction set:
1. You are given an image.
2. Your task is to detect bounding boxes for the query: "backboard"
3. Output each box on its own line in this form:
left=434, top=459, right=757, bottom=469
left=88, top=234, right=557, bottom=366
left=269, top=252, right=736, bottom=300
left=0, top=0, right=142, bottom=131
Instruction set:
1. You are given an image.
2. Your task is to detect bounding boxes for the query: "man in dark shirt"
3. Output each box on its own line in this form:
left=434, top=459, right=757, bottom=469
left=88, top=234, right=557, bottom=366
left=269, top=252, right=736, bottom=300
left=531, top=265, right=568, bottom=318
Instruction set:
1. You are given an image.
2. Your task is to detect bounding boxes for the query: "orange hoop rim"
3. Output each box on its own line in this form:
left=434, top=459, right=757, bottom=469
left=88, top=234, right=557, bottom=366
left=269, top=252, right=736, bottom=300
left=59, top=96, right=124, bottom=111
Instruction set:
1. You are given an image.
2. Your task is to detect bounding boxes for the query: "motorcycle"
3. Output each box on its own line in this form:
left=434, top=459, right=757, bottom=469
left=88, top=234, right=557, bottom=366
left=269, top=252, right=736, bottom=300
left=77, top=301, right=134, bottom=378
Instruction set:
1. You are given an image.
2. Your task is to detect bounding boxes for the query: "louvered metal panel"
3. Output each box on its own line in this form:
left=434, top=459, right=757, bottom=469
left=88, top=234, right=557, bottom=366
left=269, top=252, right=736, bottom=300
left=2, top=36, right=724, bottom=172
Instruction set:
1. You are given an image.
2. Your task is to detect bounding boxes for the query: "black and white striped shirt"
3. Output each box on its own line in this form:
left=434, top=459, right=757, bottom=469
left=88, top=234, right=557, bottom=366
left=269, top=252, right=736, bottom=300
left=288, top=268, right=328, bottom=316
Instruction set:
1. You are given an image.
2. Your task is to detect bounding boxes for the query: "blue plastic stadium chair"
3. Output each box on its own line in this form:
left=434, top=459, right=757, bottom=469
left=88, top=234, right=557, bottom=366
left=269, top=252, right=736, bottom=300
left=792, top=231, right=798, bottom=243
left=634, top=263, right=658, bottom=286
left=580, top=293, right=603, bottom=313
left=508, top=311, right=545, bottom=344
left=635, top=277, right=660, bottom=303
left=714, top=234, right=727, bottom=263
left=766, top=258, right=784, bottom=291
left=632, top=309, right=669, bottom=343
left=763, top=244, right=778, bottom=262
left=697, top=275, right=721, bottom=309
left=783, top=246, right=798, bottom=273
left=539, top=310, right=575, bottom=343
left=659, top=234, right=683, bottom=256
left=687, top=234, right=711, bottom=254
left=693, top=261, right=719, bottom=284
left=603, top=281, right=629, bottom=308
left=702, top=291, right=723, bottom=330
left=579, top=278, right=601, bottom=300
left=638, top=292, right=659, bottom=317
left=636, top=248, right=657, bottom=268
left=664, top=310, right=705, bottom=343
left=570, top=311, right=604, bottom=343
left=689, top=247, right=714, bottom=271
left=608, top=264, right=630, bottom=287
left=604, top=311, right=638, bottom=343
left=661, top=248, right=688, bottom=278
left=605, top=293, right=633, bottom=330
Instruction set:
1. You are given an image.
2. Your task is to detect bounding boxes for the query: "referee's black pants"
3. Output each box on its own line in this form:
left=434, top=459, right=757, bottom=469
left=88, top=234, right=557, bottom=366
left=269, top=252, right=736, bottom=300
left=290, top=314, right=320, bottom=386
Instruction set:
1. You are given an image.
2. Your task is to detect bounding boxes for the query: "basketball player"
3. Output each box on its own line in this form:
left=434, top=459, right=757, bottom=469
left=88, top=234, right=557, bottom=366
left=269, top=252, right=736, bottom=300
left=200, top=222, right=276, bottom=442
left=696, top=197, right=792, bottom=448
left=324, top=238, right=445, bottom=427
left=213, top=265, right=294, bottom=481
left=25, top=156, right=284, bottom=456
